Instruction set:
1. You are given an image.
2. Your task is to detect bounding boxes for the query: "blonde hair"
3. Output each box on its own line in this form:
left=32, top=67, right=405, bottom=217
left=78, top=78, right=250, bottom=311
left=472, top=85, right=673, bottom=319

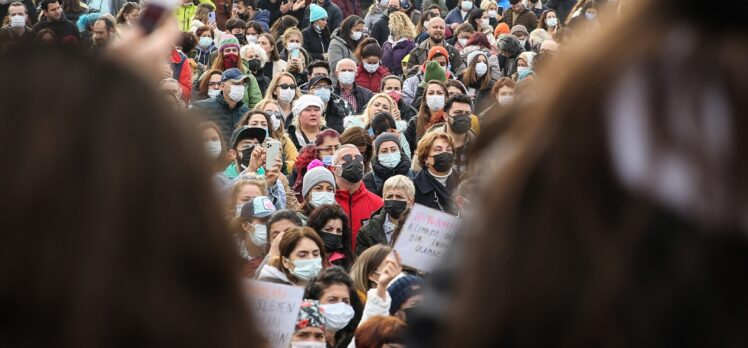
left=254, top=99, right=287, bottom=138
left=480, top=0, right=497, bottom=11
left=226, top=177, right=269, bottom=218
left=388, top=12, right=416, bottom=40
left=266, top=72, right=302, bottom=102
left=282, top=27, right=303, bottom=45
left=383, top=175, right=415, bottom=201
left=362, top=93, right=396, bottom=127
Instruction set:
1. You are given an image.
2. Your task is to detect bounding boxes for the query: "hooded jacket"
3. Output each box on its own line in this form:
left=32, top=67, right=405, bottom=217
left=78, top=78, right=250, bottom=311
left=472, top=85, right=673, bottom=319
left=355, top=63, right=390, bottom=93
left=381, top=38, right=415, bottom=76
left=335, top=183, right=383, bottom=251
left=251, top=9, right=271, bottom=32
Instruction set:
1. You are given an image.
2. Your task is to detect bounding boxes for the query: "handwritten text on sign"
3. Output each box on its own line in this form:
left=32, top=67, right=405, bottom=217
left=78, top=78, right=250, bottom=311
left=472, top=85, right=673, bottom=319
left=245, top=280, right=304, bottom=348
left=393, top=204, right=460, bottom=272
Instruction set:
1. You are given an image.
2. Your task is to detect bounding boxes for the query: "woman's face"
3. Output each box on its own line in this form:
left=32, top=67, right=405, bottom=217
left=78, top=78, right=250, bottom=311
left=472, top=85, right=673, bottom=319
left=378, top=140, right=399, bottom=155
left=321, top=218, right=343, bottom=236
left=247, top=114, right=268, bottom=130
left=426, top=138, right=453, bottom=167
left=273, top=76, right=296, bottom=98
left=447, top=86, right=462, bottom=98
left=246, top=27, right=258, bottom=36
left=236, top=184, right=263, bottom=205
left=257, top=36, right=273, bottom=54
left=285, top=34, right=301, bottom=46
left=269, top=219, right=297, bottom=244
left=292, top=327, right=325, bottom=343
left=262, top=102, right=281, bottom=114
left=126, top=9, right=140, bottom=23
left=368, top=96, right=391, bottom=116
left=351, top=23, right=364, bottom=36
left=517, top=58, right=528, bottom=68
left=497, top=85, right=515, bottom=98
left=382, top=79, right=402, bottom=94
left=363, top=55, right=380, bottom=65
left=314, top=18, right=327, bottom=30
left=289, top=237, right=321, bottom=262
left=317, top=137, right=341, bottom=156
left=426, top=83, right=445, bottom=97
left=202, top=127, right=220, bottom=143
left=546, top=11, right=557, bottom=21
left=246, top=50, right=261, bottom=61
left=320, top=283, right=351, bottom=305
left=307, top=182, right=335, bottom=203
left=199, top=31, right=212, bottom=39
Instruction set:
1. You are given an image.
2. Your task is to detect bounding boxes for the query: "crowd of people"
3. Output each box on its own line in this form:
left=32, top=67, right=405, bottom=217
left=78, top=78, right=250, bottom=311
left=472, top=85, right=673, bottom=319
left=9, top=0, right=748, bottom=347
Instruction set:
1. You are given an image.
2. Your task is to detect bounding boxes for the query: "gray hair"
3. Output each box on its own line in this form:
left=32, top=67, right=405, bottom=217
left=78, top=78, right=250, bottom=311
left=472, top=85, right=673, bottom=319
left=332, top=144, right=359, bottom=165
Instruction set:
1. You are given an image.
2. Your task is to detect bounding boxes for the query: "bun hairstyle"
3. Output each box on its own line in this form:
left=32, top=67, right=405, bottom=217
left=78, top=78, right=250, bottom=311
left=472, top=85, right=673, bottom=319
left=355, top=37, right=382, bottom=61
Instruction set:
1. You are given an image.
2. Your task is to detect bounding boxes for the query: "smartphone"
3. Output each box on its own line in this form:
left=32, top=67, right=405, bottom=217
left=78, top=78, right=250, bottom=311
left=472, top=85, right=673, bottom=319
left=208, top=11, right=216, bottom=25
left=139, top=0, right=178, bottom=34
left=290, top=48, right=300, bottom=59
left=265, top=139, right=281, bottom=169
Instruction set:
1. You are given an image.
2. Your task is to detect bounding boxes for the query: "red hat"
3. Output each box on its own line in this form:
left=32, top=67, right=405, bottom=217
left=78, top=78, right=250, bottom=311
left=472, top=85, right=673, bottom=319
left=494, top=23, right=510, bottom=37
left=427, top=46, right=449, bottom=61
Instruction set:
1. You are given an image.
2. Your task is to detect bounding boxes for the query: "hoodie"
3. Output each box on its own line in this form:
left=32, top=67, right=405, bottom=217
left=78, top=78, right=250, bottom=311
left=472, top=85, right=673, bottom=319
left=335, top=183, right=384, bottom=251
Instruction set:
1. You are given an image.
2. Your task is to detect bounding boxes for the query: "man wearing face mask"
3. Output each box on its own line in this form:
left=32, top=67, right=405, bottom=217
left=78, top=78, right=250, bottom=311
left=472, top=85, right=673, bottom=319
left=370, top=0, right=399, bottom=46
left=426, top=94, right=476, bottom=175
left=332, top=145, right=384, bottom=250
left=510, top=24, right=532, bottom=52
left=0, top=2, right=34, bottom=51
left=499, top=0, right=538, bottom=29
left=233, top=0, right=269, bottom=31
left=444, top=0, right=472, bottom=30
left=357, top=174, right=415, bottom=255
left=308, top=75, right=349, bottom=134
left=334, top=58, right=374, bottom=115
left=193, top=68, right=250, bottom=141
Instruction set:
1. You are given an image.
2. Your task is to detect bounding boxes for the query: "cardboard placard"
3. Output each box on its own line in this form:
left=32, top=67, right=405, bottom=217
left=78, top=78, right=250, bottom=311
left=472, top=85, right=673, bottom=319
left=245, top=280, right=305, bottom=348
left=393, top=204, right=460, bottom=272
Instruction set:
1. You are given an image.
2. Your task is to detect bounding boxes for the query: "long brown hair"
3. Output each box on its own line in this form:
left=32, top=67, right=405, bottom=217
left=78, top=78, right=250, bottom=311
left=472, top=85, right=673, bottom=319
left=0, top=46, right=262, bottom=347
left=446, top=1, right=748, bottom=346
left=461, top=51, right=491, bottom=91
left=197, top=68, right=223, bottom=97
left=268, top=227, right=328, bottom=283
left=416, top=80, right=448, bottom=138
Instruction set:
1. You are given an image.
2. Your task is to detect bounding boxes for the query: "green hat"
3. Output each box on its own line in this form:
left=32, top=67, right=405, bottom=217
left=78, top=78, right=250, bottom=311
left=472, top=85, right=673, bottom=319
left=423, top=61, right=447, bottom=83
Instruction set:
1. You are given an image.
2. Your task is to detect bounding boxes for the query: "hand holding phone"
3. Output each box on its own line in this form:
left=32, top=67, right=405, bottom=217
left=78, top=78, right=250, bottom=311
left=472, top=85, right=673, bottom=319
left=264, top=139, right=281, bottom=169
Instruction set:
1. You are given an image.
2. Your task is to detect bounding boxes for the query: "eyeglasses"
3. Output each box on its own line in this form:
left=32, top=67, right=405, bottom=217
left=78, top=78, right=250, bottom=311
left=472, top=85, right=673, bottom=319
left=278, top=83, right=297, bottom=90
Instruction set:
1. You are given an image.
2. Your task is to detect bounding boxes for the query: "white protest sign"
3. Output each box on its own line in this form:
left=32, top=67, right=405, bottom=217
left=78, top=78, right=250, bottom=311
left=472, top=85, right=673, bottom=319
left=393, top=203, right=460, bottom=273
left=245, top=280, right=304, bottom=348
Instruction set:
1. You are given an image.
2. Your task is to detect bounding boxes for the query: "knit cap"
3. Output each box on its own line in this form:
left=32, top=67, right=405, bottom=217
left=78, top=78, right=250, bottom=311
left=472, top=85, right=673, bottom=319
left=218, top=34, right=240, bottom=51
left=387, top=275, right=424, bottom=314
left=466, top=50, right=487, bottom=66
left=374, top=132, right=401, bottom=152
left=494, top=22, right=510, bottom=37
left=511, top=24, right=529, bottom=37
left=426, top=46, right=449, bottom=61
left=302, top=165, right=336, bottom=198
left=309, top=4, right=328, bottom=23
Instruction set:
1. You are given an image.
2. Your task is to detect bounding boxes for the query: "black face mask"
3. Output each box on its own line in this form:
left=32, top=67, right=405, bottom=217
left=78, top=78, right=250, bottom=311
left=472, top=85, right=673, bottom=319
left=247, top=58, right=262, bottom=72
left=341, top=160, right=364, bottom=183
left=234, top=33, right=247, bottom=45
left=449, top=114, right=471, bottom=134
left=431, top=152, right=454, bottom=173
left=320, top=232, right=344, bottom=252
left=238, top=145, right=255, bottom=169
left=384, top=200, right=408, bottom=219
left=238, top=12, right=249, bottom=21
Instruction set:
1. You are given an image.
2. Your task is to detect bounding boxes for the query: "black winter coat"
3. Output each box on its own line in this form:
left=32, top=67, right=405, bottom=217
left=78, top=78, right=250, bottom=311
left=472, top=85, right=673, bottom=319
left=334, top=83, right=373, bottom=115
left=412, top=169, right=459, bottom=214
left=301, top=26, right=331, bottom=61
left=356, top=210, right=389, bottom=256
left=191, top=93, right=250, bottom=141
left=363, top=152, right=415, bottom=197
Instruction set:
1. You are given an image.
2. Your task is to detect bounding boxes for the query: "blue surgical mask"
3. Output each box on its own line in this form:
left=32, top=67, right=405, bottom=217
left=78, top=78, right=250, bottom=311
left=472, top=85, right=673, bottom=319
left=322, top=155, right=334, bottom=166
left=314, top=88, right=331, bottom=103
left=198, top=36, right=213, bottom=48
left=287, top=257, right=323, bottom=280
left=309, top=191, right=335, bottom=207
left=378, top=151, right=401, bottom=169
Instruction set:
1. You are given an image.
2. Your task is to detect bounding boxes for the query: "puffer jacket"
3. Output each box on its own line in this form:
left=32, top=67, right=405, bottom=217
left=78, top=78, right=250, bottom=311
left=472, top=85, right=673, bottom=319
left=355, top=64, right=390, bottom=93
left=335, top=184, right=383, bottom=251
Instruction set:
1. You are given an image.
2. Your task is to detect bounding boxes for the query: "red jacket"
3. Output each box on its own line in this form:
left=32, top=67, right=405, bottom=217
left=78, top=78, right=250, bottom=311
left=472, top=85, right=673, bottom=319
left=355, top=64, right=390, bottom=93
left=336, top=183, right=383, bottom=251
left=170, top=49, right=193, bottom=104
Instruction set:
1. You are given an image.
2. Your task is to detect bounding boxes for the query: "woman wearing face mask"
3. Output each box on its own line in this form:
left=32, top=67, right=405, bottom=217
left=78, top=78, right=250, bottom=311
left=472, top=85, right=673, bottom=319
left=358, top=174, right=415, bottom=255
left=265, top=72, right=302, bottom=121
left=199, top=121, right=229, bottom=174
left=307, top=205, right=354, bottom=270
left=193, top=26, right=217, bottom=70
left=459, top=50, right=496, bottom=113
left=381, top=12, right=416, bottom=77
left=289, top=130, right=341, bottom=198
left=380, top=76, right=417, bottom=127
left=226, top=176, right=268, bottom=220
left=480, top=0, right=501, bottom=27
left=303, top=266, right=364, bottom=348
left=329, top=16, right=365, bottom=84
left=460, top=32, right=501, bottom=80
left=466, top=8, right=497, bottom=47
left=363, top=133, right=415, bottom=197
left=301, top=4, right=331, bottom=61
left=479, top=76, right=515, bottom=122
left=209, top=34, right=263, bottom=108
left=297, top=164, right=337, bottom=225
left=258, top=226, right=327, bottom=286
left=404, top=79, right=448, bottom=155
left=344, top=93, right=396, bottom=131
left=514, top=51, right=536, bottom=81
left=538, top=9, right=561, bottom=36
left=192, top=68, right=223, bottom=101
left=241, top=43, right=270, bottom=95
left=254, top=99, right=299, bottom=175
left=232, top=195, right=276, bottom=277
left=412, top=131, right=459, bottom=214
left=354, top=38, right=389, bottom=93
left=291, top=300, right=328, bottom=348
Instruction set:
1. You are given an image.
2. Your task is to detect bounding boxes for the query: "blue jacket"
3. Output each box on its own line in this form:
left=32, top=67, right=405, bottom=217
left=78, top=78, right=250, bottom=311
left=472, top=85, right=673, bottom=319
left=252, top=9, right=271, bottom=32
left=192, top=93, right=249, bottom=141
left=444, top=8, right=467, bottom=26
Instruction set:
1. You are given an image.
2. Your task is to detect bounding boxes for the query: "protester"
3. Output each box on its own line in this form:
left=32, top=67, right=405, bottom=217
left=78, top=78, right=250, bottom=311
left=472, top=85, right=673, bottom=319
left=538, top=9, right=561, bottom=36
left=189, top=3, right=215, bottom=32
left=331, top=144, right=383, bottom=249
left=301, top=60, right=334, bottom=91
left=301, top=0, right=343, bottom=33
left=343, top=92, right=396, bottom=131
left=514, top=50, right=536, bottom=80
left=62, top=0, right=88, bottom=25
left=272, top=15, right=300, bottom=50
left=364, top=0, right=386, bottom=31
left=340, top=126, right=374, bottom=173
left=404, top=79, right=448, bottom=154
left=362, top=133, right=415, bottom=197
left=307, top=204, right=355, bottom=270
left=298, top=162, right=337, bottom=224
left=405, top=17, right=464, bottom=76
left=452, top=23, right=475, bottom=52
left=425, top=94, right=476, bottom=176
left=369, top=0, right=396, bottom=45
left=216, top=126, right=265, bottom=182
left=381, top=76, right=418, bottom=125
left=498, top=34, right=523, bottom=78
left=254, top=99, right=299, bottom=174
left=412, top=131, right=458, bottom=213
left=288, top=94, right=327, bottom=151
left=193, top=26, right=216, bottom=70
left=328, top=15, right=365, bottom=84
left=357, top=174, right=415, bottom=254
left=501, top=0, right=539, bottom=29
left=290, top=129, right=341, bottom=196
left=466, top=8, right=495, bottom=46
left=478, top=76, right=515, bottom=122
left=176, top=0, right=212, bottom=32
left=258, top=227, right=326, bottom=286
left=232, top=195, right=276, bottom=276
left=257, top=33, right=287, bottom=82
left=368, top=112, right=412, bottom=156
left=192, top=68, right=250, bottom=140
left=236, top=0, right=271, bottom=31
left=265, top=72, right=303, bottom=123
left=510, top=24, right=532, bottom=51
left=354, top=38, right=389, bottom=93
left=458, top=50, right=495, bottom=113
left=387, top=274, right=423, bottom=321
left=291, top=300, right=328, bottom=345
left=402, top=48, right=452, bottom=107
left=307, top=75, right=349, bottom=134
left=241, top=43, right=270, bottom=95
left=303, top=266, right=364, bottom=348
left=334, top=58, right=374, bottom=115
left=0, top=2, right=35, bottom=50
left=481, top=0, right=500, bottom=27
left=199, top=121, right=229, bottom=174
left=33, top=0, right=80, bottom=45
left=267, top=209, right=304, bottom=246
left=91, top=16, right=116, bottom=49
left=381, top=12, right=415, bottom=77
left=444, top=0, right=473, bottom=29
left=301, top=4, right=331, bottom=61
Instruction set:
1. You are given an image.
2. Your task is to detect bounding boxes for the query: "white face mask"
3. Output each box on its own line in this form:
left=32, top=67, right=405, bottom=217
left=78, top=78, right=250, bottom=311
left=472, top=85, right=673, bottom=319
left=426, top=95, right=445, bottom=111
left=475, top=62, right=488, bottom=77
left=271, top=115, right=282, bottom=131
left=338, top=71, right=356, bottom=85
left=498, top=95, right=513, bottom=106
left=249, top=224, right=268, bottom=246
left=207, top=89, right=221, bottom=98
left=458, top=38, right=468, bottom=47
left=278, top=88, right=296, bottom=103
left=546, top=17, right=558, bottom=27
left=350, top=31, right=363, bottom=41
left=291, top=342, right=326, bottom=348
left=309, top=191, right=336, bottom=207
left=247, top=34, right=257, bottom=43
left=206, top=140, right=222, bottom=158
left=236, top=203, right=246, bottom=215
left=423, top=20, right=430, bottom=30
left=363, top=62, right=380, bottom=73
left=517, top=66, right=530, bottom=75
left=229, top=85, right=245, bottom=102
left=10, top=14, right=25, bottom=28
left=378, top=151, right=401, bottom=169
left=286, top=42, right=301, bottom=50
left=519, top=38, right=527, bottom=47
left=488, top=10, right=497, bottom=18
left=319, top=302, right=355, bottom=332
left=460, top=0, right=472, bottom=11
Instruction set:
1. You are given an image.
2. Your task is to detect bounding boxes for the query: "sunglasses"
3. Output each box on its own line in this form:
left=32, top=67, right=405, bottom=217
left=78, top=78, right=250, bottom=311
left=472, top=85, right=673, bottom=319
left=341, top=154, right=363, bottom=163
left=278, top=83, right=297, bottom=90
